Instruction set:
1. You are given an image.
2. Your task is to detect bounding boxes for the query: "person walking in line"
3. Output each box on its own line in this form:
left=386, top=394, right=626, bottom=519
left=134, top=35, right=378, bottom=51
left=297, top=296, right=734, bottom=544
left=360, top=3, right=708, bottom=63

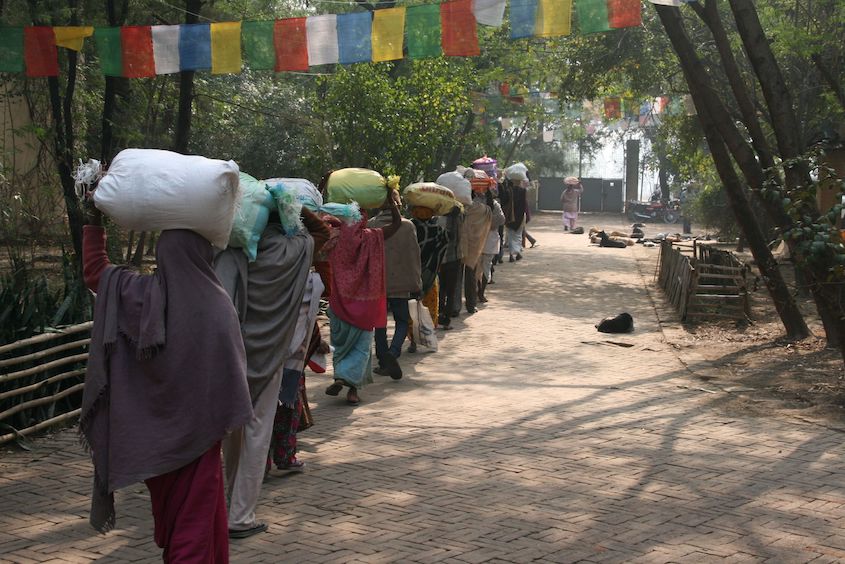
left=504, top=178, right=528, bottom=262
left=80, top=205, right=253, bottom=563
left=408, top=204, right=449, bottom=344
left=322, top=179, right=402, bottom=404
left=462, top=172, right=494, bottom=313
left=368, top=192, right=422, bottom=380
left=561, top=177, right=583, bottom=232
left=214, top=205, right=315, bottom=540
left=437, top=206, right=464, bottom=329
left=479, top=189, right=506, bottom=303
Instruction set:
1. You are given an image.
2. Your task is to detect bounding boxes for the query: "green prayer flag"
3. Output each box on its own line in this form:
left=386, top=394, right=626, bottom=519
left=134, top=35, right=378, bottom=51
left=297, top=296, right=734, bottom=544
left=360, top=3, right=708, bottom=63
left=95, top=27, right=122, bottom=76
left=242, top=21, right=275, bottom=70
left=577, top=0, right=610, bottom=34
left=0, top=27, right=25, bottom=73
left=406, top=4, right=442, bottom=59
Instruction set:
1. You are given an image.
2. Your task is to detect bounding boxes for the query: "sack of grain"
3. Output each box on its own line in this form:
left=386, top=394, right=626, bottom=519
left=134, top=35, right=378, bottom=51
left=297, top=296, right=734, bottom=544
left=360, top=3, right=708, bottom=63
left=404, top=183, right=460, bottom=216
left=325, top=168, right=390, bottom=209
left=94, top=148, right=240, bottom=249
left=435, top=171, right=472, bottom=205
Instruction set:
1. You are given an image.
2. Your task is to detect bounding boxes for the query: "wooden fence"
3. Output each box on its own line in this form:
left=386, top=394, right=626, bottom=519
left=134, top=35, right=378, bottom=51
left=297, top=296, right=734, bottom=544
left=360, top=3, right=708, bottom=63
left=0, top=322, right=91, bottom=446
left=657, top=241, right=750, bottom=321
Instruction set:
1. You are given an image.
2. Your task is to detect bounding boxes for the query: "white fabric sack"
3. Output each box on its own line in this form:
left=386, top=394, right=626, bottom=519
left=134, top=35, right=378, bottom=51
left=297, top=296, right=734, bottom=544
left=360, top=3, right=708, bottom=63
left=409, top=299, right=438, bottom=352
left=504, top=162, right=529, bottom=182
left=436, top=171, right=472, bottom=206
left=95, top=148, right=240, bottom=249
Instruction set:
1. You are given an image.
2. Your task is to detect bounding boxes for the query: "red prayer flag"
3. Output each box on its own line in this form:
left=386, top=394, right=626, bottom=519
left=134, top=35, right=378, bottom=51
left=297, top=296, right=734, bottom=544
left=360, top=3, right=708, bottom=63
left=441, top=0, right=480, bottom=57
left=608, top=0, right=641, bottom=29
left=24, top=27, right=58, bottom=77
left=121, top=26, right=155, bottom=78
left=274, top=18, right=309, bottom=72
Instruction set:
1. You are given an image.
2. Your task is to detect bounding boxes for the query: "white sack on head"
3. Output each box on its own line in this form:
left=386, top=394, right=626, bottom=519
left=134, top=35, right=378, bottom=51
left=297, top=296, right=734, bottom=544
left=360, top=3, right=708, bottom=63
left=504, top=162, right=529, bottom=182
left=436, top=171, right=472, bottom=206
left=94, top=148, right=240, bottom=249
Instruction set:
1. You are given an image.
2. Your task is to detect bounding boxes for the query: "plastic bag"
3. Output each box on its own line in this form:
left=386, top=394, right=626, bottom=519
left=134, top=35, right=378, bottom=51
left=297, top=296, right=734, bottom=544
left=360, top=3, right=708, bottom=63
left=504, top=162, right=528, bottom=182
left=265, top=177, right=322, bottom=211
left=229, top=172, right=274, bottom=261
left=436, top=171, right=472, bottom=205
left=409, top=299, right=438, bottom=352
left=404, top=182, right=461, bottom=216
left=326, top=168, right=390, bottom=209
left=94, top=148, right=240, bottom=249
left=267, top=183, right=304, bottom=236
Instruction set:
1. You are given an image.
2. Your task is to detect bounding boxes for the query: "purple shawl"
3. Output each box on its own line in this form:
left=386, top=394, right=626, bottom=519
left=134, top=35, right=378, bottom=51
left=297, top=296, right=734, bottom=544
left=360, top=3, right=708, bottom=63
left=80, top=230, right=252, bottom=533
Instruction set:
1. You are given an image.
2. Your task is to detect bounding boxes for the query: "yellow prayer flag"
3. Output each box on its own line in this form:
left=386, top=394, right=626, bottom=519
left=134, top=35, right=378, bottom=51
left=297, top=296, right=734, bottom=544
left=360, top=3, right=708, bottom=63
left=372, top=7, right=405, bottom=63
left=211, top=22, right=241, bottom=74
left=536, top=0, right=571, bottom=37
left=54, top=26, right=94, bottom=51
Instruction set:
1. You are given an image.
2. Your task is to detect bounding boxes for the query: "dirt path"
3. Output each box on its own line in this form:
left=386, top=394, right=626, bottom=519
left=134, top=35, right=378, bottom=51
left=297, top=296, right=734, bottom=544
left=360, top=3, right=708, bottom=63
left=1, top=213, right=844, bottom=563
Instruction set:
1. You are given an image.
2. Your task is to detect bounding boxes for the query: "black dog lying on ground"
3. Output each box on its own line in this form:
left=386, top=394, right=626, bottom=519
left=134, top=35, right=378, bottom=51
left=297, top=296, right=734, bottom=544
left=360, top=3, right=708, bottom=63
left=596, top=312, right=634, bottom=333
left=598, top=231, right=627, bottom=248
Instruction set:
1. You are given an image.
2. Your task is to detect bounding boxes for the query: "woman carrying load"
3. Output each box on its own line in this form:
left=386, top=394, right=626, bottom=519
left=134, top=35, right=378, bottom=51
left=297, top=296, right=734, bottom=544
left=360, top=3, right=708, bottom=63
left=320, top=172, right=402, bottom=405
left=80, top=203, right=252, bottom=563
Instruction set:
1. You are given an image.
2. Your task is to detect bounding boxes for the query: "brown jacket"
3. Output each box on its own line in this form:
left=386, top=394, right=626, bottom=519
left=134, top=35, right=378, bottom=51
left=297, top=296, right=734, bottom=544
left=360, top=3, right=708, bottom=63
left=368, top=211, right=422, bottom=298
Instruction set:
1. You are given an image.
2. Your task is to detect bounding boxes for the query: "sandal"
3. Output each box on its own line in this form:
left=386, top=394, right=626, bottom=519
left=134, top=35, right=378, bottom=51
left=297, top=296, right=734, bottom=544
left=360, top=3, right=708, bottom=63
left=278, top=459, right=306, bottom=473
left=325, top=381, right=343, bottom=396
left=229, top=522, right=268, bottom=539
left=346, top=388, right=360, bottom=405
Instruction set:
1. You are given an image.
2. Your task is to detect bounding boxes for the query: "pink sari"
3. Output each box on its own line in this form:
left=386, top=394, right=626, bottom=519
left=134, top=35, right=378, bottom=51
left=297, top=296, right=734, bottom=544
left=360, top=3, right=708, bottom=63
left=327, top=216, right=387, bottom=331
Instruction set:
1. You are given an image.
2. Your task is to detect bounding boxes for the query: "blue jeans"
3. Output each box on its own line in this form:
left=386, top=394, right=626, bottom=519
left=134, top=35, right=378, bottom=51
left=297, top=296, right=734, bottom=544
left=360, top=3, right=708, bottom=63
left=375, top=298, right=410, bottom=361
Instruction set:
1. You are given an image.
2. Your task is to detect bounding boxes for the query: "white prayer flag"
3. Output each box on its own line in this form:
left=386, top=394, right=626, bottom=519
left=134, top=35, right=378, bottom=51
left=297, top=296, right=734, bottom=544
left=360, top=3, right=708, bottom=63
left=473, top=0, right=506, bottom=26
left=306, top=15, right=339, bottom=67
left=151, top=25, right=181, bottom=75
left=649, top=0, right=682, bottom=6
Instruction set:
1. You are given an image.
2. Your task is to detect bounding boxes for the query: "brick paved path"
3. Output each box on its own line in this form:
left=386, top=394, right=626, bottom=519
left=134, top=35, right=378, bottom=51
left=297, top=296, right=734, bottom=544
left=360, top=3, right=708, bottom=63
left=2, top=214, right=844, bottom=563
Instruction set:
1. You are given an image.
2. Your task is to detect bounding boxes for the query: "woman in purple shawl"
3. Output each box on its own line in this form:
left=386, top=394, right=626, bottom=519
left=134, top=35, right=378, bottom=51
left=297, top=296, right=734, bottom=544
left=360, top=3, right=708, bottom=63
left=80, top=205, right=252, bottom=563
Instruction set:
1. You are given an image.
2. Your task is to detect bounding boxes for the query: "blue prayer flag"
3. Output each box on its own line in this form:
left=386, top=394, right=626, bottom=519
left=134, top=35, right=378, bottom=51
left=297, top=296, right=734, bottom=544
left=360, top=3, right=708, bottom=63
left=510, top=0, right=538, bottom=39
left=337, top=12, right=371, bottom=65
left=179, top=23, right=211, bottom=71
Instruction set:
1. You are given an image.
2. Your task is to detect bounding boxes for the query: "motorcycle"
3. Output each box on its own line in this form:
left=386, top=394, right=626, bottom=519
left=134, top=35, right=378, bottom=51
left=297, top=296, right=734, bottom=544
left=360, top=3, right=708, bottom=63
left=626, top=198, right=681, bottom=224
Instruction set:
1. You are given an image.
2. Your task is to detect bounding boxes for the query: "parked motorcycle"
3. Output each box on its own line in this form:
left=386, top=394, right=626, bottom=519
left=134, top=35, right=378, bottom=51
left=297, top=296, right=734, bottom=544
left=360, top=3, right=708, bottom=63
left=626, top=199, right=681, bottom=223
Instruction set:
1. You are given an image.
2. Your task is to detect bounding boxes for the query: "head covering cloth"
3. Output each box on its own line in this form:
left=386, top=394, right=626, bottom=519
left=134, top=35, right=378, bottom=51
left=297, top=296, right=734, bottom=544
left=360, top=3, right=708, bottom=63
left=80, top=230, right=252, bottom=533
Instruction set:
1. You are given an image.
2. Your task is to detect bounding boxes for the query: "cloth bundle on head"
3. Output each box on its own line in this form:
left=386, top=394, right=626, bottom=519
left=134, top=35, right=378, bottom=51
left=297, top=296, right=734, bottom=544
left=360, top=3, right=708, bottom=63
left=504, top=162, right=529, bottom=183
left=404, top=182, right=461, bottom=216
left=464, top=168, right=496, bottom=193
left=565, top=176, right=580, bottom=186
left=265, top=177, right=362, bottom=223
left=471, top=156, right=498, bottom=178
left=325, top=168, right=399, bottom=209
left=229, top=173, right=275, bottom=262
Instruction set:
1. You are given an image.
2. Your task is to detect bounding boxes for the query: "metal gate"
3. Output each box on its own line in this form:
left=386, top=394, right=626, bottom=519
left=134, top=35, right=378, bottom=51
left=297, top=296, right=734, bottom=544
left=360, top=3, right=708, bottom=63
left=538, top=177, right=624, bottom=212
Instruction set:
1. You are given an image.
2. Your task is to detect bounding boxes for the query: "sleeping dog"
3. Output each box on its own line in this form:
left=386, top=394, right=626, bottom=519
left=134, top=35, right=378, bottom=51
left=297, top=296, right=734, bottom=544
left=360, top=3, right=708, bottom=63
left=598, top=231, right=628, bottom=248
left=596, top=312, right=634, bottom=333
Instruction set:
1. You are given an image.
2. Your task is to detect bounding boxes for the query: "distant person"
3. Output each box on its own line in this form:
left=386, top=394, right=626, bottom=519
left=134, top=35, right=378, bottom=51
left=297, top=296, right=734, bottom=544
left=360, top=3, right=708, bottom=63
left=81, top=204, right=252, bottom=562
left=561, top=177, right=583, bottom=232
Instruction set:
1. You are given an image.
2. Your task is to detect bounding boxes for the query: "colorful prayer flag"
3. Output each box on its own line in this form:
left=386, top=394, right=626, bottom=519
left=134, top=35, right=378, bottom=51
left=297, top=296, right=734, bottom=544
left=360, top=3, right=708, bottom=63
left=473, top=0, right=506, bottom=26
left=654, top=96, right=669, bottom=113
left=211, top=22, right=241, bottom=74
left=242, top=21, right=275, bottom=70
left=179, top=23, right=211, bottom=71
left=537, top=0, right=572, bottom=37
left=577, top=0, right=610, bottom=34
left=510, top=0, right=538, bottom=39
left=372, top=7, right=405, bottom=62
left=24, top=27, right=58, bottom=77
left=94, top=27, right=122, bottom=77
left=53, top=26, right=94, bottom=51
left=151, top=25, right=181, bottom=74
left=608, top=0, right=641, bottom=28
left=306, top=15, right=339, bottom=66
left=405, top=5, right=441, bottom=59
left=336, top=12, right=371, bottom=65
left=441, top=0, right=480, bottom=57
left=274, top=18, right=309, bottom=72
left=121, top=26, right=156, bottom=78
left=0, top=27, right=24, bottom=73
left=604, top=96, right=621, bottom=119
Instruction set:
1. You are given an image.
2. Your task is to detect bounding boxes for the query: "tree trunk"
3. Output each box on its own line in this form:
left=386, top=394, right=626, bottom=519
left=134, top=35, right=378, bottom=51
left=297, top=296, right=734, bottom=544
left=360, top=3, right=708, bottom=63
left=655, top=5, right=811, bottom=341
left=172, top=0, right=203, bottom=153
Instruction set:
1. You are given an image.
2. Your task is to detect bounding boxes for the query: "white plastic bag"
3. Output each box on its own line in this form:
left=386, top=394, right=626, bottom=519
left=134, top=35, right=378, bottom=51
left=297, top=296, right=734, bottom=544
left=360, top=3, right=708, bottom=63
left=504, top=162, right=529, bottom=182
left=436, top=171, right=472, bottom=206
left=409, top=299, right=438, bottom=352
left=94, top=149, right=240, bottom=249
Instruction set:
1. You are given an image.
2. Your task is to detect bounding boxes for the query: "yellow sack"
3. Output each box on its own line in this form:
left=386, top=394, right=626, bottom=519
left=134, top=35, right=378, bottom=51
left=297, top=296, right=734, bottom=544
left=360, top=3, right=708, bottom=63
left=326, top=168, right=391, bottom=209
left=404, top=182, right=462, bottom=216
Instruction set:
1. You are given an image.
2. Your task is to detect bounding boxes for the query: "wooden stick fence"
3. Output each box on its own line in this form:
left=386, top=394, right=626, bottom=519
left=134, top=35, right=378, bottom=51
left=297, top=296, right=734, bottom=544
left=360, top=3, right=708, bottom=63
left=0, top=322, right=91, bottom=446
left=657, top=241, right=750, bottom=321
